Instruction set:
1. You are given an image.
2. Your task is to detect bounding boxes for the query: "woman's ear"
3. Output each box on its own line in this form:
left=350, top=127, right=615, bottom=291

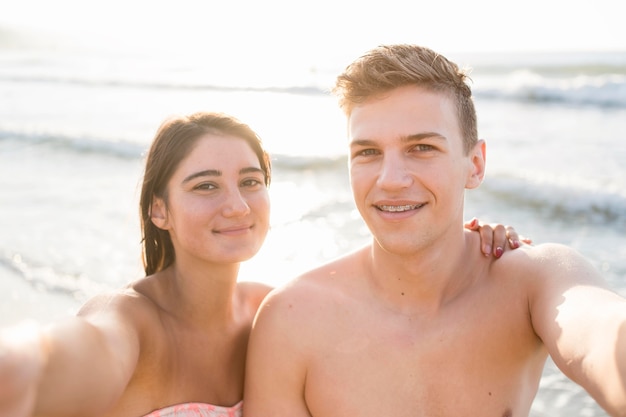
left=465, top=139, right=486, bottom=189
left=150, top=196, right=169, bottom=229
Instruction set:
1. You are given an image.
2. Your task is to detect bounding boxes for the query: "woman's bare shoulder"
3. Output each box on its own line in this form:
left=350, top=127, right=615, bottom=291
left=237, top=281, right=274, bottom=310
left=76, top=276, right=164, bottom=330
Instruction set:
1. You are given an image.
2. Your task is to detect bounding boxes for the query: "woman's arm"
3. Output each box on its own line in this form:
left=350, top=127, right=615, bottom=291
left=0, top=293, right=141, bottom=417
left=464, top=217, right=532, bottom=258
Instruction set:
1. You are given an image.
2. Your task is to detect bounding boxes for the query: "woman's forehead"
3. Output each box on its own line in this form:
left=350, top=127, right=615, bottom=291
left=181, top=135, right=260, bottom=171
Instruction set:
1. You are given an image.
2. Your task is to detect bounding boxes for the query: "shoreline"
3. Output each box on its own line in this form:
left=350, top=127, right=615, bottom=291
left=0, top=264, right=81, bottom=327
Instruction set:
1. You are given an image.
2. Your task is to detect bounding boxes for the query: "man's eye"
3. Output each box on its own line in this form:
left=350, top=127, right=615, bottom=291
left=414, top=144, right=435, bottom=152
left=357, top=148, right=379, bottom=156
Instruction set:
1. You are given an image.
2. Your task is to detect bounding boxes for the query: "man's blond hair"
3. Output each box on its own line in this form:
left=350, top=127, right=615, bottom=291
left=332, top=44, right=478, bottom=153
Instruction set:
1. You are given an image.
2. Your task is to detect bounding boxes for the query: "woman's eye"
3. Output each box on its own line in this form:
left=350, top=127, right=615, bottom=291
left=194, top=182, right=216, bottom=191
left=242, top=178, right=263, bottom=187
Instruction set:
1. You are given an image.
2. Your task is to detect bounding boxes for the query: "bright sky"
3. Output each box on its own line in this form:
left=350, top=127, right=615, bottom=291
left=1, top=0, right=624, bottom=68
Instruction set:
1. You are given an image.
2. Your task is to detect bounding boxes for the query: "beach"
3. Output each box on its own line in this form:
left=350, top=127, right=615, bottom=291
left=1, top=27, right=626, bottom=416
left=0, top=264, right=80, bottom=326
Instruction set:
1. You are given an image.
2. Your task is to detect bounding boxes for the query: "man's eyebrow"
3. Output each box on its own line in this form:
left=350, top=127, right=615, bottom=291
left=350, top=132, right=446, bottom=147
left=403, top=132, right=447, bottom=142
left=182, top=167, right=264, bottom=184
left=350, top=138, right=376, bottom=147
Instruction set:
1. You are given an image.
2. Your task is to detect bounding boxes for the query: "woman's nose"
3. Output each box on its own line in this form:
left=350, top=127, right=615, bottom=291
left=222, top=189, right=251, bottom=217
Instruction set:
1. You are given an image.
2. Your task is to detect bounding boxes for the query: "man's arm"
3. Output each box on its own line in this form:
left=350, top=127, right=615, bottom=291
left=528, top=243, right=626, bottom=416
left=244, top=289, right=312, bottom=417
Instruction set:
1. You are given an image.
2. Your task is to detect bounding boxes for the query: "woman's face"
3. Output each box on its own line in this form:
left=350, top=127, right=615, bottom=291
left=151, top=133, right=270, bottom=265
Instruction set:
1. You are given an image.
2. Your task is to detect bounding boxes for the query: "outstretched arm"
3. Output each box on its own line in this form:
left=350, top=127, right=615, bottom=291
left=0, top=294, right=141, bottom=417
left=529, top=244, right=626, bottom=416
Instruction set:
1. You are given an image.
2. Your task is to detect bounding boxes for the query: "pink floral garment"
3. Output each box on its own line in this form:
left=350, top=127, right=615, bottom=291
left=141, top=401, right=243, bottom=417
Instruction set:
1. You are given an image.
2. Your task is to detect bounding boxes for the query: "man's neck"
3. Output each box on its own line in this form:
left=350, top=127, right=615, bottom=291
left=365, top=229, right=479, bottom=316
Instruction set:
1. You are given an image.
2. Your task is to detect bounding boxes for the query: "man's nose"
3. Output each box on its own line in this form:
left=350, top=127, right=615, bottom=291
left=377, top=153, right=412, bottom=189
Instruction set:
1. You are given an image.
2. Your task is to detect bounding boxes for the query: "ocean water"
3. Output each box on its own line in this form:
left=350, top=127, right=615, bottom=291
left=1, top=28, right=626, bottom=416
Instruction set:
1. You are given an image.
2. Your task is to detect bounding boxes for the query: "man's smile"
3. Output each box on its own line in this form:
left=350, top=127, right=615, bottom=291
left=375, top=203, right=426, bottom=212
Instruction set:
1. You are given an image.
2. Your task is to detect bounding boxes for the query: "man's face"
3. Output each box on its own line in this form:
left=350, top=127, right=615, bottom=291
left=347, top=85, right=485, bottom=255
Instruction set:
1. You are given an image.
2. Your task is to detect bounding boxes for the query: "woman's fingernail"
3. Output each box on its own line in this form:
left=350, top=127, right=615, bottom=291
left=495, top=247, right=503, bottom=258
left=485, top=245, right=492, bottom=256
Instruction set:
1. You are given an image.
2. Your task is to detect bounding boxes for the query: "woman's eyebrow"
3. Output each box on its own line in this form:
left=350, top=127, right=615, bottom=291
left=182, top=167, right=263, bottom=184
left=182, top=169, right=221, bottom=184
left=240, top=167, right=264, bottom=175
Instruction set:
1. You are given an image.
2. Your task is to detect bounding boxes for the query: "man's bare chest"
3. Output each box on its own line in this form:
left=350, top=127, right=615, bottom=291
left=303, top=291, right=545, bottom=417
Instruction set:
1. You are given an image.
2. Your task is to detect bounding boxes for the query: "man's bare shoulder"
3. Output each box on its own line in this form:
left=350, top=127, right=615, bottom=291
left=493, top=241, right=608, bottom=292
left=254, top=247, right=369, bottom=335
left=499, top=241, right=594, bottom=270
left=265, top=246, right=368, bottom=301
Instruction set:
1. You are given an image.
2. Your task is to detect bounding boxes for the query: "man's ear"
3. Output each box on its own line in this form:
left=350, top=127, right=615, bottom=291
left=465, top=139, right=486, bottom=189
left=150, top=196, right=169, bottom=229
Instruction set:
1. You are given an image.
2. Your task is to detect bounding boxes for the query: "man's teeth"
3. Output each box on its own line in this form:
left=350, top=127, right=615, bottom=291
left=378, top=204, right=422, bottom=212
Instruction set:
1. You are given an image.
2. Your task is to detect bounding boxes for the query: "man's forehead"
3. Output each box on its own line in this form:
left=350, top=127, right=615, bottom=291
left=349, top=90, right=456, bottom=136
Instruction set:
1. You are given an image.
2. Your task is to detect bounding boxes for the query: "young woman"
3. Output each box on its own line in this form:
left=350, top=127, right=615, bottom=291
left=0, top=111, right=524, bottom=417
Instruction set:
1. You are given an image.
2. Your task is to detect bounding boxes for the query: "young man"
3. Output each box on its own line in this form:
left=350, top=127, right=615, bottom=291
left=244, top=44, right=626, bottom=417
